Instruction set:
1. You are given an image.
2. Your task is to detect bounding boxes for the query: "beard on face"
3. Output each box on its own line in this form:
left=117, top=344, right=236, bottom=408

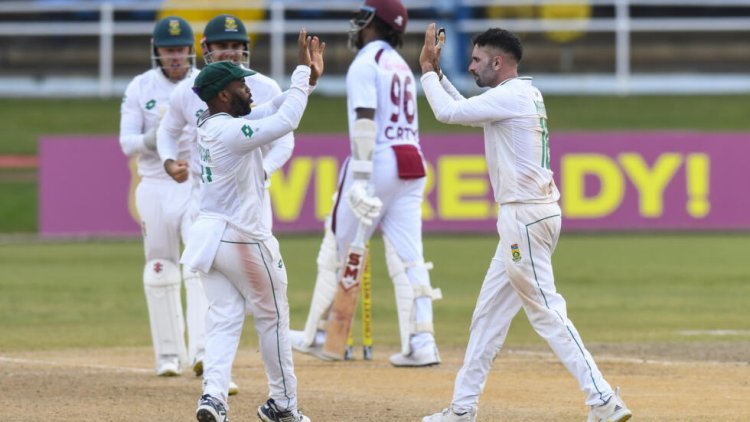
left=473, top=68, right=492, bottom=88
left=471, top=71, right=483, bottom=87
left=229, top=90, right=252, bottom=117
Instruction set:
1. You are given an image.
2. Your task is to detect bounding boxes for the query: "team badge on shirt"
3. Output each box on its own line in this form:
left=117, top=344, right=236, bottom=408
left=511, top=244, right=522, bottom=262
left=145, top=99, right=156, bottom=110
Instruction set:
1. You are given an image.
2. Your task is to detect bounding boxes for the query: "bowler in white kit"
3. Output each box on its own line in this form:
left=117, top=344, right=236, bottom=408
left=418, top=24, right=632, bottom=422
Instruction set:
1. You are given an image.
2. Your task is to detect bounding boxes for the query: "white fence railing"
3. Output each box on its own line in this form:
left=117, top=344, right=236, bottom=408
left=1, top=0, right=750, bottom=96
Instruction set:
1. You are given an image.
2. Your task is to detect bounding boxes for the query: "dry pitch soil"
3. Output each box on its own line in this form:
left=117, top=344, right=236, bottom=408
left=1, top=342, right=749, bottom=421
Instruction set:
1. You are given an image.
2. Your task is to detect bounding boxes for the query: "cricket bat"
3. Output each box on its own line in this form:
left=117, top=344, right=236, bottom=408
left=322, top=220, right=369, bottom=360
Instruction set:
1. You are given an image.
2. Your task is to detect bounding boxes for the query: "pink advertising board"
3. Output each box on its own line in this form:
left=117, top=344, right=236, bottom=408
left=39, top=132, right=750, bottom=237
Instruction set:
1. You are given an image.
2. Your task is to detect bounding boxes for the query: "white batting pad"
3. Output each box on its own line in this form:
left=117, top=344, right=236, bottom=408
left=302, top=221, right=339, bottom=346
left=143, top=259, right=188, bottom=365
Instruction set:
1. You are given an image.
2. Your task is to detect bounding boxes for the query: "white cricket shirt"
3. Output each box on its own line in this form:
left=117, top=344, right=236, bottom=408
left=158, top=68, right=294, bottom=179
left=120, top=67, right=197, bottom=179
left=421, top=72, right=560, bottom=205
left=194, top=65, right=311, bottom=239
left=346, top=40, right=420, bottom=151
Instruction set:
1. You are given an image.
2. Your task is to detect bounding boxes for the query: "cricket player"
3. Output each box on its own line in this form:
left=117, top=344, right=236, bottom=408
left=119, top=16, right=197, bottom=377
left=183, top=30, right=324, bottom=422
left=157, top=14, right=292, bottom=395
left=291, top=0, right=442, bottom=367
left=418, top=25, right=632, bottom=422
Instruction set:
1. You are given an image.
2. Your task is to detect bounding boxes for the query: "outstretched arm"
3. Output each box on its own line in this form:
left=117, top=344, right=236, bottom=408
left=224, top=29, right=325, bottom=155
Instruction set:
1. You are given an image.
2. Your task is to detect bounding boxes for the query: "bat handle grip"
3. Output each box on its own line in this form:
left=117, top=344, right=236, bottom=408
left=354, top=220, right=368, bottom=247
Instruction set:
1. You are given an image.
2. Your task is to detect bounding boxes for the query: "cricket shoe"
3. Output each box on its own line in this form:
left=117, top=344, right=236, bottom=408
left=422, top=407, right=477, bottom=422
left=290, top=330, right=334, bottom=361
left=192, top=358, right=203, bottom=377
left=257, top=398, right=310, bottom=422
left=289, top=330, right=323, bottom=355
left=156, top=354, right=181, bottom=377
left=389, top=343, right=441, bottom=367
left=228, top=381, right=239, bottom=396
left=196, top=394, right=229, bottom=422
left=587, top=387, right=632, bottom=422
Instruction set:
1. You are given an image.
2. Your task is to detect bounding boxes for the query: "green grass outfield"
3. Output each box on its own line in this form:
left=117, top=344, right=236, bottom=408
left=2, top=95, right=749, bottom=156
left=1, top=96, right=748, bottom=358
left=1, top=233, right=748, bottom=352
left=0, top=95, right=749, bottom=232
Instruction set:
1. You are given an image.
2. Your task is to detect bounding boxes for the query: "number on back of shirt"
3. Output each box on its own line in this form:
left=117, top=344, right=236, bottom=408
left=389, top=73, right=415, bottom=124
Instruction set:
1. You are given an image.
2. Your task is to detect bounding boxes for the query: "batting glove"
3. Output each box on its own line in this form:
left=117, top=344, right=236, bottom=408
left=346, top=180, right=382, bottom=226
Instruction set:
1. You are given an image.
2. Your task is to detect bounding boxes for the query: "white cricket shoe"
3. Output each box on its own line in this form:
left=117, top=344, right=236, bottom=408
left=289, top=330, right=312, bottom=354
left=587, top=387, right=632, bottom=422
left=228, top=381, right=239, bottom=396
left=290, top=330, right=337, bottom=361
left=422, top=407, right=477, bottom=422
left=156, top=354, right=181, bottom=377
left=389, top=343, right=441, bottom=367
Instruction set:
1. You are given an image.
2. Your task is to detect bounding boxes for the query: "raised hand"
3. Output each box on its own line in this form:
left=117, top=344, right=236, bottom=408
left=419, top=23, right=442, bottom=75
left=297, top=28, right=312, bottom=67
left=309, top=36, right=326, bottom=86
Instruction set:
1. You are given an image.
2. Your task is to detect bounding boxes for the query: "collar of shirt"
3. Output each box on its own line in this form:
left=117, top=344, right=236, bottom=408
left=356, top=39, right=391, bottom=59
left=499, top=76, right=533, bottom=86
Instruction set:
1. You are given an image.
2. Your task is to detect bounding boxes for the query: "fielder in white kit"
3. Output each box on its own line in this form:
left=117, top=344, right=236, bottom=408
left=119, top=16, right=197, bottom=377
left=291, top=0, right=442, bottom=368
left=418, top=25, right=632, bottom=422
left=157, top=15, right=293, bottom=393
left=182, top=31, right=324, bottom=422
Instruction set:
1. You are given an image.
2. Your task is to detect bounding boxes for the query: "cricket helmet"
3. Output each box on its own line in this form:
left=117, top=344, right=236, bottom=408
left=348, top=0, right=408, bottom=49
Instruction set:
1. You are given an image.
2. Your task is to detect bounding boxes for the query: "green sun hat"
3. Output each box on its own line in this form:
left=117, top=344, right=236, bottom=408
left=192, top=61, right=255, bottom=102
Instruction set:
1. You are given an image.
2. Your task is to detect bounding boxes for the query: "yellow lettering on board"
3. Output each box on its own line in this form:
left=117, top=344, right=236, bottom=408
left=562, top=154, right=623, bottom=218
left=422, top=161, right=436, bottom=220
left=619, top=153, right=681, bottom=218
left=269, top=157, right=313, bottom=222
left=315, top=157, right=339, bottom=220
left=438, top=156, right=489, bottom=219
left=685, top=153, right=711, bottom=218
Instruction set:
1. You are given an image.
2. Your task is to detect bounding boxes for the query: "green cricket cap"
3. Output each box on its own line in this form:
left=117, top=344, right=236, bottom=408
left=152, top=16, right=194, bottom=47
left=192, top=61, right=255, bottom=102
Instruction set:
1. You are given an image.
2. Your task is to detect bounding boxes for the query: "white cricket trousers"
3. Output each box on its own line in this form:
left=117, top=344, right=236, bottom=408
left=201, top=227, right=298, bottom=409
left=136, top=177, right=193, bottom=262
left=333, top=148, right=434, bottom=333
left=451, top=202, right=614, bottom=413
